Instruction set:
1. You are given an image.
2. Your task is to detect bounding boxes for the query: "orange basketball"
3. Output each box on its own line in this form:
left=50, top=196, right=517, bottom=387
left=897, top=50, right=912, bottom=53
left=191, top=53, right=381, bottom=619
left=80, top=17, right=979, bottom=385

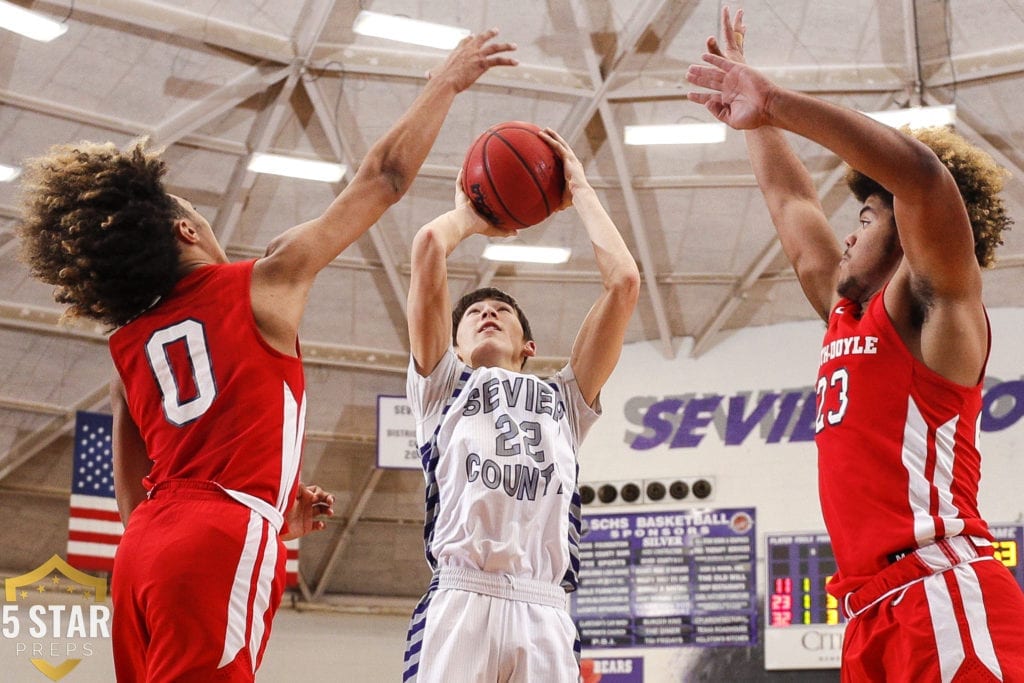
left=461, top=121, right=565, bottom=230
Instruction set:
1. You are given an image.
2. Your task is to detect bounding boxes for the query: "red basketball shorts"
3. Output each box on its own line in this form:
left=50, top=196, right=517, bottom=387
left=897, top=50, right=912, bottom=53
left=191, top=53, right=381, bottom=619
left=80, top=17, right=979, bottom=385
left=111, top=483, right=285, bottom=682
left=841, top=556, right=1024, bottom=682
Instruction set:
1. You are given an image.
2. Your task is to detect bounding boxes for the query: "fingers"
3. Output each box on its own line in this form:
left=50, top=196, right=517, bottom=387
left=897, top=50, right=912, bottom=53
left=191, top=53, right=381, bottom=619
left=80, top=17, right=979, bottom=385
left=537, top=128, right=567, bottom=154
left=472, top=27, right=500, bottom=45
left=482, top=41, right=517, bottom=56
left=707, top=36, right=722, bottom=58
left=686, top=63, right=726, bottom=90
left=686, top=92, right=713, bottom=105
left=700, top=52, right=732, bottom=69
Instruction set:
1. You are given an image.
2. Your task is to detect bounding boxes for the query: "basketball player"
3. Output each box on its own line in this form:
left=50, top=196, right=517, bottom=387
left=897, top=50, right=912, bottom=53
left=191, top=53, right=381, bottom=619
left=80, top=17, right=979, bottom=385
left=402, top=128, right=639, bottom=682
left=688, top=8, right=1024, bottom=681
left=17, top=30, right=517, bottom=683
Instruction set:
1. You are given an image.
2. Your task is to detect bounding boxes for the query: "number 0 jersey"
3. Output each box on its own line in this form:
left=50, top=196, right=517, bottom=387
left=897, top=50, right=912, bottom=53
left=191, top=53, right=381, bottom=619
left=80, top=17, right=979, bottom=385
left=108, top=260, right=306, bottom=527
left=816, top=291, right=992, bottom=598
left=408, top=349, right=600, bottom=589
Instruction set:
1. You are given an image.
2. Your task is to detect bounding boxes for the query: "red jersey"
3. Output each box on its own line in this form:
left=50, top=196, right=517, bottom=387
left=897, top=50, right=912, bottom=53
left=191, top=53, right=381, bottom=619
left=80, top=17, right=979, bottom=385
left=109, top=260, right=306, bottom=528
left=815, top=291, right=992, bottom=598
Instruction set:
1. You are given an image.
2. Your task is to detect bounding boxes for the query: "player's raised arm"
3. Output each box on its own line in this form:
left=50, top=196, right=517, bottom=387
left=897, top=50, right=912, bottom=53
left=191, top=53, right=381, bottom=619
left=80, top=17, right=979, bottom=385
left=687, top=18, right=974, bottom=304
left=407, top=180, right=509, bottom=377
left=539, top=129, right=640, bottom=406
left=253, top=30, right=518, bottom=352
left=702, top=7, right=841, bottom=320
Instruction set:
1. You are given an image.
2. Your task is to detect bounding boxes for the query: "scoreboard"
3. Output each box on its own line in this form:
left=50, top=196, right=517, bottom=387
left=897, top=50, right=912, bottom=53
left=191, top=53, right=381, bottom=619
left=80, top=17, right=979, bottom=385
left=765, top=524, right=1024, bottom=669
left=766, top=533, right=841, bottom=628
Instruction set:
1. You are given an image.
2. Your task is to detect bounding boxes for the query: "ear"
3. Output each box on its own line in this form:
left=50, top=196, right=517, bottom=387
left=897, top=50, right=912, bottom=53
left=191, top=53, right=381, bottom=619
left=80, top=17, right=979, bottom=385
left=522, top=340, right=537, bottom=358
left=174, top=218, right=201, bottom=245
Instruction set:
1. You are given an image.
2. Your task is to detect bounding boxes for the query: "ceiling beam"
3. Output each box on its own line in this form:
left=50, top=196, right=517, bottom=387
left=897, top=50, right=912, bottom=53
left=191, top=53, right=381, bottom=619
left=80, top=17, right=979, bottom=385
left=567, top=0, right=675, bottom=358
left=303, top=77, right=410, bottom=321
left=562, top=0, right=675, bottom=142
left=0, top=384, right=110, bottom=483
left=211, top=0, right=338, bottom=246
left=151, top=64, right=293, bottom=146
left=208, top=74, right=296, bottom=245
left=51, top=0, right=294, bottom=64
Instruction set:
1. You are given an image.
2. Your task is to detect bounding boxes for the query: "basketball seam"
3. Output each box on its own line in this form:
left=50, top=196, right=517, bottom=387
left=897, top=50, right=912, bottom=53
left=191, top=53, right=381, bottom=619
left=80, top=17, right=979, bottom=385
left=488, top=130, right=551, bottom=227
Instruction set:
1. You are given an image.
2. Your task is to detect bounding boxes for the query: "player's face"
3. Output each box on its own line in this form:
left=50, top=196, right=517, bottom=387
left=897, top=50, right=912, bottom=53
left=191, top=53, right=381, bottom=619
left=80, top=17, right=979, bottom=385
left=170, top=194, right=228, bottom=264
left=455, top=298, right=535, bottom=370
left=836, top=194, right=902, bottom=303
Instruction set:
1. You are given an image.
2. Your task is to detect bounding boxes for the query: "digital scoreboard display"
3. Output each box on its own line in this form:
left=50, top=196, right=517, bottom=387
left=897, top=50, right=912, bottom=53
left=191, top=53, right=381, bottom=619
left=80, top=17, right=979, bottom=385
left=766, top=525, right=1024, bottom=628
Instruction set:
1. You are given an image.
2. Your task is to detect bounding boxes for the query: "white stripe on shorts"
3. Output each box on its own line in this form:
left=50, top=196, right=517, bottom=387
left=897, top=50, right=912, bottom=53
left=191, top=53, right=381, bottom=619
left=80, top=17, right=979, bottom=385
left=219, top=510, right=265, bottom=668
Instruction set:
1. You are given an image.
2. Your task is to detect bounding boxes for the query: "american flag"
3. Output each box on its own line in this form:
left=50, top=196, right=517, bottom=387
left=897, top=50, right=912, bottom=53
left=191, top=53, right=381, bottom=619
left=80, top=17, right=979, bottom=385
left=67, top=411, right=300, bottom=586
left=67, top=411, right=122, bottom=572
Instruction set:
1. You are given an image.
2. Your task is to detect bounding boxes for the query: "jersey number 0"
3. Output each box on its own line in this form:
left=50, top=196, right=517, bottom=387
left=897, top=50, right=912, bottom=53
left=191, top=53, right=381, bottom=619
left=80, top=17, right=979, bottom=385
left=145, top=319, right=218, bottom=426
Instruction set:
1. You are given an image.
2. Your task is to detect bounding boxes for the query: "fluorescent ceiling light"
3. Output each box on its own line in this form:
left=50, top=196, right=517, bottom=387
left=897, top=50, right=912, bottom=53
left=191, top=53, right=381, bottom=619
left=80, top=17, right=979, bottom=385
left=352, top=10, right=470, bottom=50
left=482, top=244, right=571, bottom=265
left=0, top=163, right=20, bottom=182
left=624, top=123, right=727, bottom=146
left=247, top=153, right=345, bottom=183
left=864, top=105, right=956, bottom=129
left=0, top=0, right=68, bottom=42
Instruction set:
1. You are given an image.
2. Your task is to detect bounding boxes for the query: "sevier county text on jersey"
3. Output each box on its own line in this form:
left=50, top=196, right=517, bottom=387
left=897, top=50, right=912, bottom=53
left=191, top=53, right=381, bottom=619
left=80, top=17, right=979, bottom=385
left=461, top=375, right=566, bottom=421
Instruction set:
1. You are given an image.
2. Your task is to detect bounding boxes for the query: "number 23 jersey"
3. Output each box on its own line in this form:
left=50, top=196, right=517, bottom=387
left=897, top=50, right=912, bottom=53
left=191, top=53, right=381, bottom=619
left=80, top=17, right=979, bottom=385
left=108, top=260, right=306, bottom=520
left=408, top=349, right=600, bottom=588
left=815, top=291, right=992, bottom=598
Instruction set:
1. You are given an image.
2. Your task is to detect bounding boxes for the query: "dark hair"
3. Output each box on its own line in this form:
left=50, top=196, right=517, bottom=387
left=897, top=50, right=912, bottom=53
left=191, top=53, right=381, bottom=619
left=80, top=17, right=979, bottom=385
left=845, top=126, right=1012, bottom=268
left=452, top=287, right=533, bottom=344
left=17, top=139, right=186, bottom=328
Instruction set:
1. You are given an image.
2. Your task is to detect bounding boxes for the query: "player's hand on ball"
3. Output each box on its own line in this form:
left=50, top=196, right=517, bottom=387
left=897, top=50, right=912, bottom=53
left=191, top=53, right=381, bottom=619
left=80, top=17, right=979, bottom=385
left=455, top=171, right=518, bottom=238
left=538, top=127, right=589, bottom=211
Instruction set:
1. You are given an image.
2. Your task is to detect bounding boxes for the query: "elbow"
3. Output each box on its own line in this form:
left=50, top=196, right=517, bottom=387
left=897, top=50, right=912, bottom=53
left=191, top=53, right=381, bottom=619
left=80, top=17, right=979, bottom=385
left=359, top=147, right=415, bottom=206
left=611, top=264, right=642, bottom=307
left=900, top=140, right=953, bottom=202
left=411, top=224, right=446, bottom=263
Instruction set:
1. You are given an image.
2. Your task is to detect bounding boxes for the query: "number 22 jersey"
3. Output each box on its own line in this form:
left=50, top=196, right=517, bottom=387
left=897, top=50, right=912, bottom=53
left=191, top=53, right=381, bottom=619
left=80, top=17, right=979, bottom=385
left=408, top=349, right=600, bottom=589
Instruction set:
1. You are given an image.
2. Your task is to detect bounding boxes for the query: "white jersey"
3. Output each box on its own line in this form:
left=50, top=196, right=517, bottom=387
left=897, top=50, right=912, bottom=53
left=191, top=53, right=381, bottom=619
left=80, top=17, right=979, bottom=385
left=407, top=348, right=600, bottom=589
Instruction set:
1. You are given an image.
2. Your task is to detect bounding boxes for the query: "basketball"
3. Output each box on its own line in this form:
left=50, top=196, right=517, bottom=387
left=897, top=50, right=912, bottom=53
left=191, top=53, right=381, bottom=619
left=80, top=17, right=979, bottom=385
left=461, top=121, right=565, bottom=229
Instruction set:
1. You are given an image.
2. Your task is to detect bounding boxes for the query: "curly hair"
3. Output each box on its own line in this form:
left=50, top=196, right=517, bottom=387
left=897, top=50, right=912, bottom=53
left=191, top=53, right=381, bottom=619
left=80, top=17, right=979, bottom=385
left=17, top=139, right=186, bottom=328
left=845, top=126, right=1012, bottom=268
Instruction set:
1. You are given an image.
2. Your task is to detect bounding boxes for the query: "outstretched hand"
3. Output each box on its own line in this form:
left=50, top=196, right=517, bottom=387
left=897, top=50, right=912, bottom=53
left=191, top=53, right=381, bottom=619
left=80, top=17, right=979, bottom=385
left=428, top=29, right=518, bottom=93
left=537, top=127, right=588, bottom=212
left=686, top=53, right=773, bottom=130
left=686, top=5, right=772, bottom=130
left=281, top=483, right=335, bottom=541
